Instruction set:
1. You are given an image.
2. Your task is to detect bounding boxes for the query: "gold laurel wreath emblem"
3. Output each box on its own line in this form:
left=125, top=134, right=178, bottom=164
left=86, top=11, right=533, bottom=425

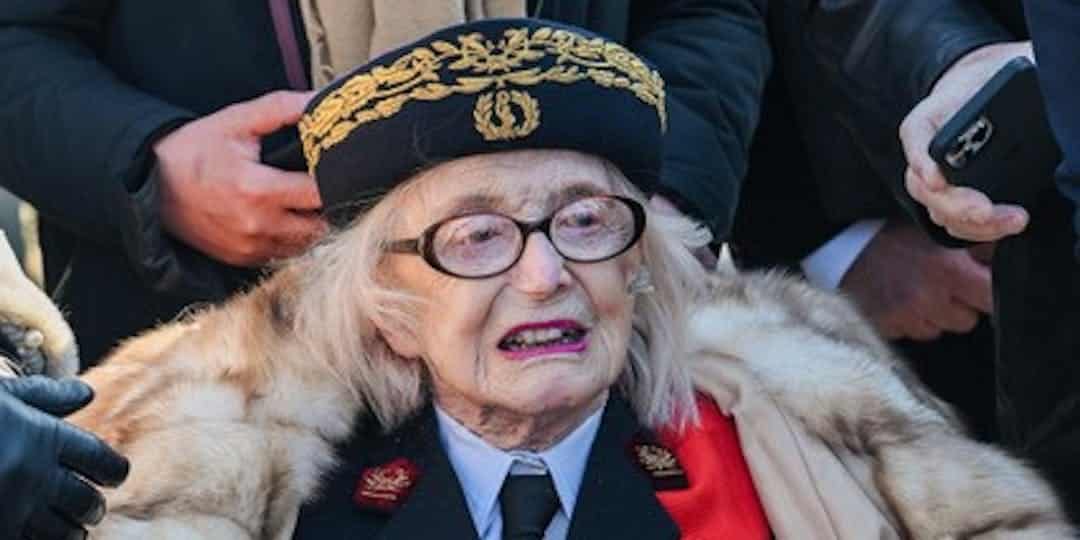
left=473, top=90, right=541, bottom=141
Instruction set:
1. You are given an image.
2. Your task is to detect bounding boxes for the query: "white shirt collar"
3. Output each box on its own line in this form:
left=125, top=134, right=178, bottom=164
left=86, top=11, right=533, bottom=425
left=435, top=400, right=606, bottom=537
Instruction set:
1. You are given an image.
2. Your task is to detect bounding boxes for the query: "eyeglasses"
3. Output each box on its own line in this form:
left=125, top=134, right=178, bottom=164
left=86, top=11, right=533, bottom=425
left=387, top=195, right=646, bottom=279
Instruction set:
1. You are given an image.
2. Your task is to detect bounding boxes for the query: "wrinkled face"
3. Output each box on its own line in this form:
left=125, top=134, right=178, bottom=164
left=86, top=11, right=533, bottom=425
left=380, top=150, right=640, bottom=421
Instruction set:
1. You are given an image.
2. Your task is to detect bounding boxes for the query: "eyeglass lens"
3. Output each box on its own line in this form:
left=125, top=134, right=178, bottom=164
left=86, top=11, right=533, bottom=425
left=430, top=197, right=638, bottom=277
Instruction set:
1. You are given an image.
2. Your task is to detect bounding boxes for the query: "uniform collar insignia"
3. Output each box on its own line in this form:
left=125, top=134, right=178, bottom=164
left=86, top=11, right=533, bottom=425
left=628, top=433, right=688, bottom=491
left=354, top=457, right=422, bottom=513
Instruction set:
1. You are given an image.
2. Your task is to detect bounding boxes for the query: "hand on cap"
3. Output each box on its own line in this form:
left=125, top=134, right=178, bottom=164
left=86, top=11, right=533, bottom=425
left=0, top=376, right=130, bottom=540
left=840, top=220, right=993, bottom=341
left=899, top=41, right=1033, bottom=243
left=154, top=91, right=327, bottom=267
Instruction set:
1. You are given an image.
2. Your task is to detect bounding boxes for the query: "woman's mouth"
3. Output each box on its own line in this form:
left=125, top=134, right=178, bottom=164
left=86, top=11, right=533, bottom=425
left=497, top=320, right=588, bottom=360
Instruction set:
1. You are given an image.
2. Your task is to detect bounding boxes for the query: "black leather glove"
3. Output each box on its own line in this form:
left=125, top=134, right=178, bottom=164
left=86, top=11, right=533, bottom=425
left=0, top=377, right=129, bottom=540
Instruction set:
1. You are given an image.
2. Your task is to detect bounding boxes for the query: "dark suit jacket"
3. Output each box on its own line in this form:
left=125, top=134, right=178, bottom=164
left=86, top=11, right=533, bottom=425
left=0, top=0, right=769, bottom=366
left=728, top=1, right=1018, bottom=446
left=996, top=1, right=1080, bottom=520
left=732, top=0, right=1015, bottom=268
left=737, top=1, right=1080, bottom=517
left=1023, top=1, right=1080, bottom=247
left=293, top=397, right=680, bottom=539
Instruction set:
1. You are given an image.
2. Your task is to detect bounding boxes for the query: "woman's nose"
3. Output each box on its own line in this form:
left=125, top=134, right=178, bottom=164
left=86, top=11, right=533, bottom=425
left=510, top=232, right=569, bottom=297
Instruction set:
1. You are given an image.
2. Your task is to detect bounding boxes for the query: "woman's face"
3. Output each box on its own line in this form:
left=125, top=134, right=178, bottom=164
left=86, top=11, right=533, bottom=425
left=381, top=150, right=640, bottom=431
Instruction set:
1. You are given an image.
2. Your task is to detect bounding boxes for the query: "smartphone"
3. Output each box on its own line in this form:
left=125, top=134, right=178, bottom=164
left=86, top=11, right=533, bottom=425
left=928, top=57, right=1061, bottom=206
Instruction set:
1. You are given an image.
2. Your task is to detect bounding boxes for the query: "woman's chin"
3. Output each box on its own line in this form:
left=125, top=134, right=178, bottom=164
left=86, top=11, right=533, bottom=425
left=500, top=376, right=610, bottom=416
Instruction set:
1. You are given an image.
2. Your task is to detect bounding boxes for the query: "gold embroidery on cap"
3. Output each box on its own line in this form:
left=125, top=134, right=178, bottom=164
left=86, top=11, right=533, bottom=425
left=473, top=89, right=540, bottom=141
left=300, top=26, right=667, bottom=172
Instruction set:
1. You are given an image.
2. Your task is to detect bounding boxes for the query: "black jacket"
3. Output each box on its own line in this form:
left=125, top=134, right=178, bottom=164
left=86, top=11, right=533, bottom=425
left=733, top=0, right=1014, bottom=268
left=294, top=397, right=681, bottom=539
left=732, top=2, right=1080, bottom=521
left=0, top=0, right=769, bottom=365
left=1023, top=0, right=1080, bottom=250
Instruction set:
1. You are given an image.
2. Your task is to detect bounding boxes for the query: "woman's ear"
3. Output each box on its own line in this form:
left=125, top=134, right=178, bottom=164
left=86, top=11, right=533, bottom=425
left=626, top=266, right=654, bottom=296
left=371, top=258, right=424, bottom=359
left=621, top=244, right=645, bottom=278
left=377, top=323, right=423, bottom=359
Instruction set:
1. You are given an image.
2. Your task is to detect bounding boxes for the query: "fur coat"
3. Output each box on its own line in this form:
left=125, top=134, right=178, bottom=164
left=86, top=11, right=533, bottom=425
left=0, top=236, right=1070, bottom=538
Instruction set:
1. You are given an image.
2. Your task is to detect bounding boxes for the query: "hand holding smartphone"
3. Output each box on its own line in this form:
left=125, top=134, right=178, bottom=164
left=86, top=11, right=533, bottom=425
left=928, top=57, right=1061, bottom=207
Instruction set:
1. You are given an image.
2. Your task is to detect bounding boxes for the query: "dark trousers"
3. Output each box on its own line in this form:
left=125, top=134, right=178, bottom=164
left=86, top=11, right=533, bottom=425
left=994, top=187, right=1080, bottom=522
left=897, top=319, right=999, bottom=443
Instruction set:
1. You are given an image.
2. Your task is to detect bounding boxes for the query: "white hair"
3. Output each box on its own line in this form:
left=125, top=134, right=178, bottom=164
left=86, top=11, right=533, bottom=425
left=288, top=157, right=712, bottom=431
left=608, top=166, right=712, bottom=429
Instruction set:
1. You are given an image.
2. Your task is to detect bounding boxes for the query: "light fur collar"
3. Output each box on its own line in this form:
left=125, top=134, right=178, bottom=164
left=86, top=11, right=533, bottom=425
left=684, top=271, right=1072, bottom=539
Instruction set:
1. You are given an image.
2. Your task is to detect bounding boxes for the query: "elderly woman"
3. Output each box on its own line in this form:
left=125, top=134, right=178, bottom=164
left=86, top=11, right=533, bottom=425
left=59, top=19, right=1069, bottom=540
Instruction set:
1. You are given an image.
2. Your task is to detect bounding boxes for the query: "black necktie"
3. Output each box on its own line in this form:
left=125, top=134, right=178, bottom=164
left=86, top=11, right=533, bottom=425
left=499, top=473, right=560, bottom=540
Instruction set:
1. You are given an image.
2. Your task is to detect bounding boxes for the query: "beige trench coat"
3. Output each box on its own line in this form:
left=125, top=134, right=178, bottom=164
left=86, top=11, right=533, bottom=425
left=713, top=360, right=901, bottom=539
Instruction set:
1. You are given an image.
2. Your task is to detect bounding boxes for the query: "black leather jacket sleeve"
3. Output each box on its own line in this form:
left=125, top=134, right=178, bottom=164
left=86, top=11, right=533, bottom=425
left=796, top=0, right=1015, bottom=245
left=805, top=0, right=1011, bottom=122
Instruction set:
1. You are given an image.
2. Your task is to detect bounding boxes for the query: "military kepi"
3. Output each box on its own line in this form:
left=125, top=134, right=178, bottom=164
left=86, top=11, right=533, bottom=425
left=298, top=18, right=668, bottom=224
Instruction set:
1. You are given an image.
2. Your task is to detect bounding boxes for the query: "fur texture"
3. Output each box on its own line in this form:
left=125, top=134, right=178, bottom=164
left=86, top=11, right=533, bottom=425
left=690, top=270, right=1073, bottom=539
left=0, top=245, right=1064, bottom=538
left=64, top=266, right=1073, bottom=539
left=0, top=230, right=78, bottom=378
left=70, top=265, right=360, bottom=540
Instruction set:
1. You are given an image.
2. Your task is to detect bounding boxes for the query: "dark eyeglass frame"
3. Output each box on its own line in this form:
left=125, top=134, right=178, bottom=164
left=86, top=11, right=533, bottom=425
left=386, top=195, right=646, bottom=279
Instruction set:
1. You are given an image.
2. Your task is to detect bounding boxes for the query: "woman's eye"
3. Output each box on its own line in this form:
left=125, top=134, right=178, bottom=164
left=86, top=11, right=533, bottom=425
left=465, top=227, right=501, bottom=244
left=570, top=213, right=597, bottom=226
left=445, top=218, right=510, bottom=247
left=559, top=211, right=602, bottom=230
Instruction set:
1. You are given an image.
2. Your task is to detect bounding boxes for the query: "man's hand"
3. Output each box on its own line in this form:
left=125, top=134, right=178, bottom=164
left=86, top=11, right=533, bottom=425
left=840, top=221, right=993, bottom=341
left=0, top=377, right=129, bottom=540
left=155, top=91, right=326, bottom=267
left=900, top=41, right=1033, bottom=242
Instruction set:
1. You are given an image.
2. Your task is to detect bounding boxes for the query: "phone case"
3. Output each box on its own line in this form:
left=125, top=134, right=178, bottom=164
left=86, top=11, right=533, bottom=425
left=928, top=57, right=1061, bottom=206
